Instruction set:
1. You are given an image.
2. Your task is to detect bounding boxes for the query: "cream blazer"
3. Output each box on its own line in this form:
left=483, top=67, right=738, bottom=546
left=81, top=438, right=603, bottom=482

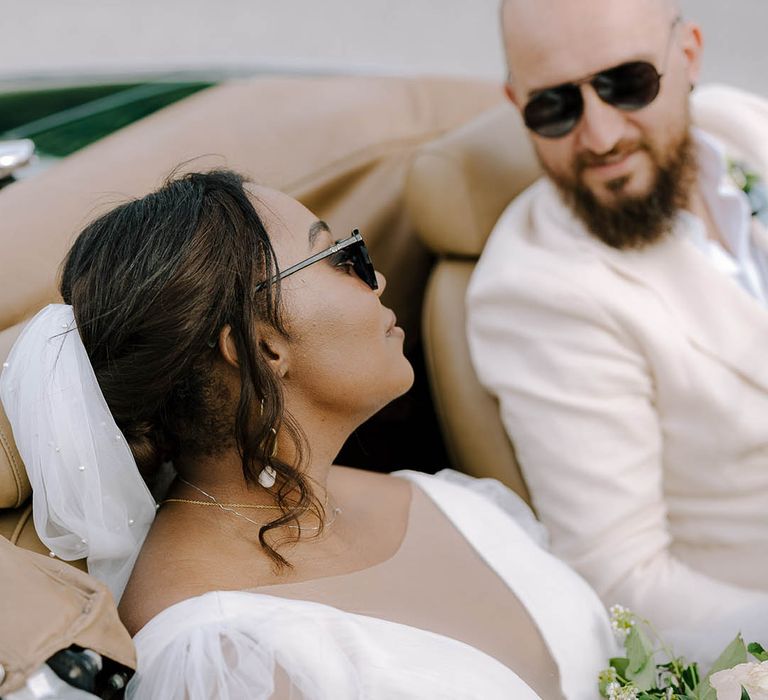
left=467, top=85, right=768, bottom=643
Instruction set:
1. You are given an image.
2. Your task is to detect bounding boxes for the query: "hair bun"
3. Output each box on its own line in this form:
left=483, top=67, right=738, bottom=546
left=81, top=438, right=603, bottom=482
left=122, top=420, right=167, bottom=478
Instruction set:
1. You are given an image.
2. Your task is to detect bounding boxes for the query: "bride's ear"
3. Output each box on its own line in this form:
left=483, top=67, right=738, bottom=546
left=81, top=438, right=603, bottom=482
left=218, top=324, right=290, bottom=377
left=256, top=323, right=291, bottom=378
left=258, top=332, right=290, bottom=378
left=217, top=325, right=240, bottom=368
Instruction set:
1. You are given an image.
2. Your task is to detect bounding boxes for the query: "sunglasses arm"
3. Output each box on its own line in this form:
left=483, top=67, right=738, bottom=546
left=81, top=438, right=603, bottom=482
left=255, top=232, right=362, bottom=291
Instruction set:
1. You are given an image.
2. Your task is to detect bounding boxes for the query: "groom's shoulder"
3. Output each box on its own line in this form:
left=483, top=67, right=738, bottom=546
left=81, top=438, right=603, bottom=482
left=470, top=179, right=601, bottom=299
left=693, top=84, right=768, bottom=173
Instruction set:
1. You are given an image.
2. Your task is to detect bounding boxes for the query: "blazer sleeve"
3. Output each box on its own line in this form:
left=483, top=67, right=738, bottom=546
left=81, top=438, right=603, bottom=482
left=467, top=262, right=768, bottom=647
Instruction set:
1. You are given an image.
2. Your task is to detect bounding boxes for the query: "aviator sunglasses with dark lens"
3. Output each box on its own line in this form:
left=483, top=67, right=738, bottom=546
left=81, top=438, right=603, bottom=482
left=255, top=228, right=378, bottom=292
left=521, top=16, right=682, bottom=139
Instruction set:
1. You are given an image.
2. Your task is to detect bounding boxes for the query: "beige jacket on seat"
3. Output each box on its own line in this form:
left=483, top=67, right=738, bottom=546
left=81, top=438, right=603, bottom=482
left=467, top=85, right=768, bottom=637
left=0, top=536, right=135, bottom=696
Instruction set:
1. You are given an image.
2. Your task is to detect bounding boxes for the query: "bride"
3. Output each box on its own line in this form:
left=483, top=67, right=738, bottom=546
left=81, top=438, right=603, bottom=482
left=1, top=170, right=615, bottom=699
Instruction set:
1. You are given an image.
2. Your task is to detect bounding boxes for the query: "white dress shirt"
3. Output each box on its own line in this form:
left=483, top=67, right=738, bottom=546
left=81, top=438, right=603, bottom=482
left=682, top=128, right=768, bottom=305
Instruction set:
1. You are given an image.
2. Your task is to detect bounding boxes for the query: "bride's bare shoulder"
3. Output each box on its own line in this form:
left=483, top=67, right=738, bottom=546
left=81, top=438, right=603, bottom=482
left=330, top=464, right=412, bottom=494
left=118, top=514, right=242, bottom=635
left=329, top=465, right=414, bottom=523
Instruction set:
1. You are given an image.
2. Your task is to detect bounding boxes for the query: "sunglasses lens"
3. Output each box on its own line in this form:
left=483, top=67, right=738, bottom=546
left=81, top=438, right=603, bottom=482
left=595, top=61, right=661, bottom=110
left=523, top=85, right=583, bottom=138
left=523, top=61, right=662, bottom=138
left=353, top=244, right=378, bottom=290
left=345, top=230, right=378, bottom=290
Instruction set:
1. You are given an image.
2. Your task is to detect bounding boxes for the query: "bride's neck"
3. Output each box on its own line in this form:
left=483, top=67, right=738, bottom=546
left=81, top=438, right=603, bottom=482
left=173, top=391, right=369, bottom=504
left=173, top=425, right=349, bottom=505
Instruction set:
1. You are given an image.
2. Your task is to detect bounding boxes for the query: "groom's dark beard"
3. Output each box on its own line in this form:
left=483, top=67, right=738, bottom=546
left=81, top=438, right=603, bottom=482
left=545, top=132, right=697, bottom=250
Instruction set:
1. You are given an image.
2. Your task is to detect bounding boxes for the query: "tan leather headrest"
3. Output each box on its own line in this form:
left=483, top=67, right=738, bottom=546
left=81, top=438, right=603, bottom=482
left=406, top=104, right=541, bottom=258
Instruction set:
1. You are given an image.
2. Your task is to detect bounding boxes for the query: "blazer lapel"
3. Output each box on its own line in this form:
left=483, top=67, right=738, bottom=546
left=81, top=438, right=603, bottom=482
left=596, top=232, right=768, bottom=393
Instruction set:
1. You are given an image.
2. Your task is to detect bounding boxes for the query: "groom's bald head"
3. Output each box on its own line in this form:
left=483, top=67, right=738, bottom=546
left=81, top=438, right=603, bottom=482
left=500, top=0, right=682, bottom=91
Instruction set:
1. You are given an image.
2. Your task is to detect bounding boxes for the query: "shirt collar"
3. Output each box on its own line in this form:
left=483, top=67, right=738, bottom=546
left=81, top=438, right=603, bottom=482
left=682, top=128, right=753, bottom=261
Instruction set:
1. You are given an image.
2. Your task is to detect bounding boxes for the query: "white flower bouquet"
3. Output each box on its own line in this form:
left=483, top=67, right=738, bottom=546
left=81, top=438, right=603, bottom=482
left=599, top=605, right=768, bottom=700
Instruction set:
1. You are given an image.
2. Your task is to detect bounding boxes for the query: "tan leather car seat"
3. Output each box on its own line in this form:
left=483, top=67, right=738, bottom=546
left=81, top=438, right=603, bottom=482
left=406, top=104, right=542, bottom=503
left=0, top=75, right=501, bottom=558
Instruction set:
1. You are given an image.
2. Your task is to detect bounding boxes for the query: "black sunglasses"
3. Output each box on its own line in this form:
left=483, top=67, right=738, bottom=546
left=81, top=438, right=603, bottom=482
left=521, top=16, right=681, bottom=139
left=255, top=228, right=378, bottom=292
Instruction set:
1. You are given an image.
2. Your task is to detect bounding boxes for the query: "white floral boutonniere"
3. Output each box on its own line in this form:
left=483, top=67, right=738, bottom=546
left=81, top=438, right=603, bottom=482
left=728, top=159, right=768, bottom=225
left=598, top=605, right=768, bottom=699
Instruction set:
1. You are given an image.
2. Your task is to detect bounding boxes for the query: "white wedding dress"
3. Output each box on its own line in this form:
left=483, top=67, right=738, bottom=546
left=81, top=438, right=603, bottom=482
left=126, top=471, right=617, bottom=699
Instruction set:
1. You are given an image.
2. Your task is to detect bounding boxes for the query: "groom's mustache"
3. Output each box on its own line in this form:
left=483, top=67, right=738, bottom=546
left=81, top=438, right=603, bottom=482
left=575, top=139, right=650, bottom=173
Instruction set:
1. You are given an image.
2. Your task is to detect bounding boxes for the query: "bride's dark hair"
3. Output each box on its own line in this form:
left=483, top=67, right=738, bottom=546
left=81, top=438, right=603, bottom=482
left=60, top=169, right=320, bottom=567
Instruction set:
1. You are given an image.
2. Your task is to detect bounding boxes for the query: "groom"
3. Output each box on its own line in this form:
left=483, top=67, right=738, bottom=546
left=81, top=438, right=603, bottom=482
left=467, top=0, right=768, bottom=638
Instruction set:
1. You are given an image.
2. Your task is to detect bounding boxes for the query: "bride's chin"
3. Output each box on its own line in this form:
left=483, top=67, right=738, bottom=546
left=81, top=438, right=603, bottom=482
left=394, top=361, right=416, bottom=397
left=364, top=366, right=415, bottom=419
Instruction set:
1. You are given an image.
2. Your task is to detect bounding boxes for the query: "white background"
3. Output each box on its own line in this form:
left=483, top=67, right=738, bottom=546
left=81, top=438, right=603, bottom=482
left=2, top=1, right=766, bottom=94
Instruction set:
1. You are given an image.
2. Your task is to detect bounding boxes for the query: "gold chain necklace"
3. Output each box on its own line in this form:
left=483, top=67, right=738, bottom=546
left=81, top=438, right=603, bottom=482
left=164, top=477, right=342, bottom=532
left=163, top=498, right=285, bottom=510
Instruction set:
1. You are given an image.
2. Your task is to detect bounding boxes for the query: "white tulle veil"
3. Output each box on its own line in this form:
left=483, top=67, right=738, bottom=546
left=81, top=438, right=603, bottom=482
left=0, top=304, right=157, bottom=601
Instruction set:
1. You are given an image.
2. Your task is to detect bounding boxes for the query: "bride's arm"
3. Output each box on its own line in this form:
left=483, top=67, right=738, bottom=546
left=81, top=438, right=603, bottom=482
left=126, top=592, right=362, bottom=700
left=127, top=617, right=278, bottom=700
